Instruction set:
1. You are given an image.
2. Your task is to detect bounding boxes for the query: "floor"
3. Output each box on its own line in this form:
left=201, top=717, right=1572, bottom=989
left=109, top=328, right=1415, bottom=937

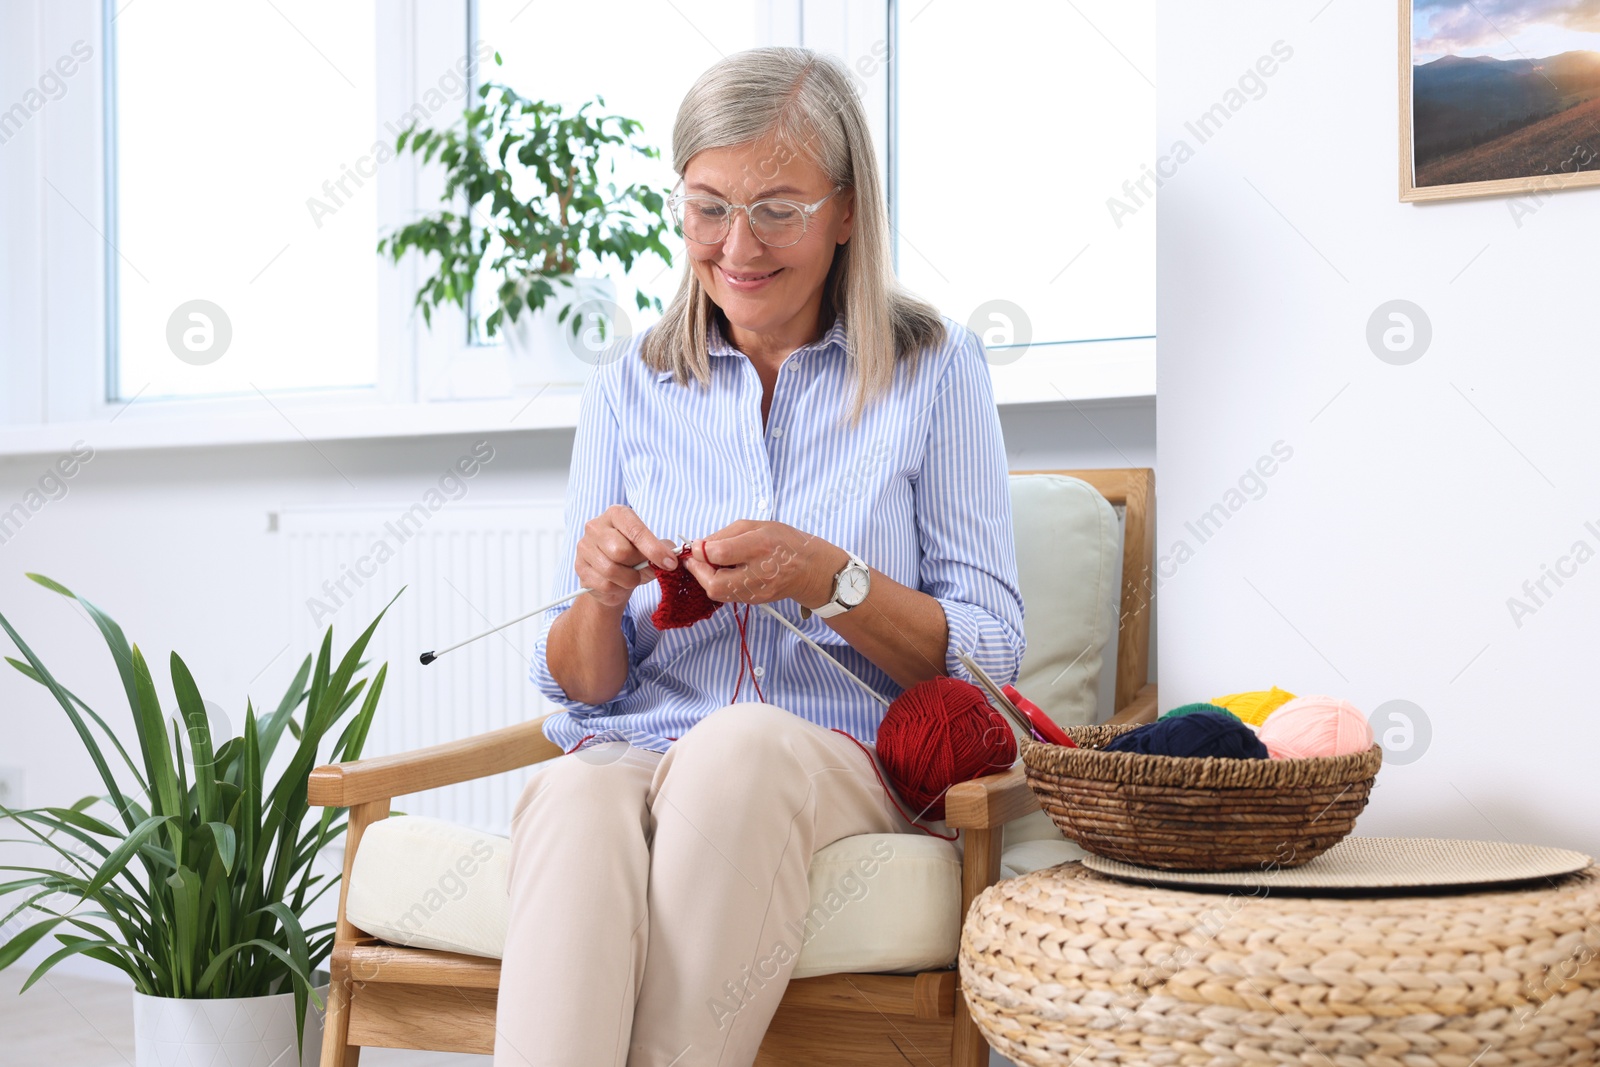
left=0, top=967, right=480, bottom=1066
left=1, top=968, right=1017, bottom=1066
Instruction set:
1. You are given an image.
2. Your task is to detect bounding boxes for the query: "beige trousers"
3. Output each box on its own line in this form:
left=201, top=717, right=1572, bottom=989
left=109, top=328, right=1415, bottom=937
left=490, top=701, right=934, bottom=1067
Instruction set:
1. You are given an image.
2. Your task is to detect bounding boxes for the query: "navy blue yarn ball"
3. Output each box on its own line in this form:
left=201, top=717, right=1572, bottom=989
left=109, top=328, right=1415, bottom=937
left=1104, top=709, right=1268, bottom=759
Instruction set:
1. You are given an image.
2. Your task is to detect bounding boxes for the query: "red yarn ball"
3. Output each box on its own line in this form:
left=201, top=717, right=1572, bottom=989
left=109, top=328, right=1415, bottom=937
left=875, top=676, right=1018, bottom=821
left=651, top=546, right=720, bottom=630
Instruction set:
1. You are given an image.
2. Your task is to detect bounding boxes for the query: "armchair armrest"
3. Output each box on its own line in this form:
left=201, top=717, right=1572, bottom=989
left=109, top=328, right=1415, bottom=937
left=1106, top=682, right=1158, bottom=726
left=308, top=714, right=565, bottom=808
left=943, top=765, right=1040, bottom=830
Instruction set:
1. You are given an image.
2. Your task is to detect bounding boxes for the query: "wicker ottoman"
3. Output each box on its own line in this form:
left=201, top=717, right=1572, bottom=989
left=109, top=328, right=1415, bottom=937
left=960, top=861, right=1600, bottom=1066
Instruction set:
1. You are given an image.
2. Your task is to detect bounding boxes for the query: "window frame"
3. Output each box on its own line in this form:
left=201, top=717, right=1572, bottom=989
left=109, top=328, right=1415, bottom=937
left=0, top=0, right=1151, bottom=462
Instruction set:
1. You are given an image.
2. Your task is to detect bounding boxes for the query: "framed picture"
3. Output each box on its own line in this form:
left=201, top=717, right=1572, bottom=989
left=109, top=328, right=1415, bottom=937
left=1401, top=0, right=1600, bottom=202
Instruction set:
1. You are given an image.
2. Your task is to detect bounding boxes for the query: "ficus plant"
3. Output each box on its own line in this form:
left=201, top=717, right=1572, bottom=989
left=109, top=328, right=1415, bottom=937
left=0, top=575, right=401, bottom=1061
left=377, top=52, right=674, bottom=344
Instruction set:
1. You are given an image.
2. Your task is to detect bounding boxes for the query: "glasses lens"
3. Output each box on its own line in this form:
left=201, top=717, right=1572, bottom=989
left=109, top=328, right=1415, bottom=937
left=677, top=197, right=729, bottom=243
left=750, top=202, right=806, bottom=247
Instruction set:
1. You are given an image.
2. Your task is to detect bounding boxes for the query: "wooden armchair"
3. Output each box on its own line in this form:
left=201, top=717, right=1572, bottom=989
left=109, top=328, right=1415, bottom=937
left=309, top=468, right=1155, bottom=1067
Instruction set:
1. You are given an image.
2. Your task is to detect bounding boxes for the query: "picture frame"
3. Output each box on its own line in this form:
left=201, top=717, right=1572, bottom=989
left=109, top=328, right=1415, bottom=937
left=1400, top=0, right=1600, bottom=202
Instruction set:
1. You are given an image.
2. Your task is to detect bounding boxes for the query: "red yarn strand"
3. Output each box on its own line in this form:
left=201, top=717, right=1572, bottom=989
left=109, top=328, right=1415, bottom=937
left=730, top=618, right=746, bottom=703
left=830, top=728, right=958, bottom=841
left=732, top=604, right=764, bottom=703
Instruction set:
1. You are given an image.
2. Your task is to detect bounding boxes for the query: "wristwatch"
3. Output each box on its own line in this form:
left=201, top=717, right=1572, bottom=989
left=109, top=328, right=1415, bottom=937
left=802, top=552, right=871, bottom=620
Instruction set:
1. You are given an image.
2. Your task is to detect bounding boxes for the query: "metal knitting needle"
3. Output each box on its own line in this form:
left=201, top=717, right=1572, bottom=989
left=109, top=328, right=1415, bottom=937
left=419, top=559, right=657, bottom=666
left=955, top=648, right=1041, bottom=740
left=752, top=602, right=891, bottom=707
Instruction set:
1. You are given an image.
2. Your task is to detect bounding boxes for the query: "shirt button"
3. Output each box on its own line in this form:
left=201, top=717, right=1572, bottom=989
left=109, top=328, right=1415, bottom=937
left=754, top=665, right=766, bottom=678
left=771, top=426, right=784, bottom=438
left=756, top=498, right=769, bottom=512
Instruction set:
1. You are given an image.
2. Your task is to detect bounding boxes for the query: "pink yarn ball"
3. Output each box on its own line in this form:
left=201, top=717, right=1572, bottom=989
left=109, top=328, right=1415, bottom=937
left=1256, top=695, right=1373, bottom=759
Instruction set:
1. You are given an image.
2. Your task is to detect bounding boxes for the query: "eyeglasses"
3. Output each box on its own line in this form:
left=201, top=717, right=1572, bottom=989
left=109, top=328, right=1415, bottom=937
left=666, top=183, right=844, bottom=249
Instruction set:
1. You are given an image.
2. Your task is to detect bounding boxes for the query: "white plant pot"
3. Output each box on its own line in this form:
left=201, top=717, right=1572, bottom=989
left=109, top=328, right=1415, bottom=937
left=132, top=982, right=328, bottom=1067
left=500, top=275, right=627, bottom=390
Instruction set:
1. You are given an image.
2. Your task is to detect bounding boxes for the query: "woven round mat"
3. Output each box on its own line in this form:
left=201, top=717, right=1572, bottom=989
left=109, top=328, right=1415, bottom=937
left=960, top=861, right=1600, bottom=1066
left=1082, top=835, right=1592, bottom=892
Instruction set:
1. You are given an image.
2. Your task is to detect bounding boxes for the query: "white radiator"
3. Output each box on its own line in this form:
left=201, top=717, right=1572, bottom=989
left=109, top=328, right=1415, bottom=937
left=278, top=501, right=568, bottom=836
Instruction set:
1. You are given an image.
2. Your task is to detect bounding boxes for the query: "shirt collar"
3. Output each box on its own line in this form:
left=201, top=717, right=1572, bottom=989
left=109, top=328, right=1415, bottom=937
left=655, top=310, right=847, bottom=381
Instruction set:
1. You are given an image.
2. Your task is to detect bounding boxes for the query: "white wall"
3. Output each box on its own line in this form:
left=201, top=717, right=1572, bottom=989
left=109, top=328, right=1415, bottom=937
left=1158, top=2, right=1599, bottom=852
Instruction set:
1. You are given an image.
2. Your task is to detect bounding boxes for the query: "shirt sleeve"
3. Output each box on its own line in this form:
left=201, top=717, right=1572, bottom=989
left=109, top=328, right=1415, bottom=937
left=913, top=323, right=1028, bottom=686
left=529, top=362, right=641, bottom=716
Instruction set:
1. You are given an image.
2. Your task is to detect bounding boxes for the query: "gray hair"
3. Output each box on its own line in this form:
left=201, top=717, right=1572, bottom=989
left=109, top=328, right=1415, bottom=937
left=640, top=46, right=946, bottom=425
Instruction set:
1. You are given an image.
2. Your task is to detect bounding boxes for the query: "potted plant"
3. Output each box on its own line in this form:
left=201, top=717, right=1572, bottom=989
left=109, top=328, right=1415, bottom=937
left=0, top=575, right=399, bottom=1066
left=378, top=53, right=674, bottom=389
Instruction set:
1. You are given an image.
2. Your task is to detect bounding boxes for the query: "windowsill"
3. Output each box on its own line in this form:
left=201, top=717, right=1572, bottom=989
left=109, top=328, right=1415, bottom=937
left=986, top=335, right=1155, bottom=408
left=0, top=389, right=585, bottom=460
left=0, top=338, right=1154, bottom=461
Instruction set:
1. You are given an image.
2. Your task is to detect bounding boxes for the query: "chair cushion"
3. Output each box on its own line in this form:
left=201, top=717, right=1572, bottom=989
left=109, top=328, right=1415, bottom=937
left=346, top=816, right=1071, bottom=978
left=1007, top=473, right=1121, bottom=728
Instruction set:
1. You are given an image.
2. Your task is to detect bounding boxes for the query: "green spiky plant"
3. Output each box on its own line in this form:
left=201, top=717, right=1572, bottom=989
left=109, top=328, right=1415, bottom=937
left=0, top=575, right=401, bottom=1062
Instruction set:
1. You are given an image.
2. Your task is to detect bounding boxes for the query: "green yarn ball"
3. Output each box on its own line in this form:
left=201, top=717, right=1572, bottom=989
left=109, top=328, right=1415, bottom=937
left=1160, top=702, right=1241, bottom=723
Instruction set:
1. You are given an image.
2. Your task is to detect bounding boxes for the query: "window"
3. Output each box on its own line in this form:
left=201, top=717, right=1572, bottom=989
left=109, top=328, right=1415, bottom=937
left=466, top=0, right=763, bottom=349
left=892, top=0, right=1155, bottom=350
left=0, top=0, right=1153, bottom=453
left=110, top=0, right=380, bottom=400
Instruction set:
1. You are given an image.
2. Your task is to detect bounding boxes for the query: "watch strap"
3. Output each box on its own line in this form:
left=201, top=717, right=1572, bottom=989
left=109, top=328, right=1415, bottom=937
left=805, top=597, right=849, bottom=620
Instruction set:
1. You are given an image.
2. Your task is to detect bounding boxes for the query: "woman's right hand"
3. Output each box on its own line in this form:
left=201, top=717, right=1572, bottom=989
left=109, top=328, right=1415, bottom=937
left=576, top=505, right=681, bottom=608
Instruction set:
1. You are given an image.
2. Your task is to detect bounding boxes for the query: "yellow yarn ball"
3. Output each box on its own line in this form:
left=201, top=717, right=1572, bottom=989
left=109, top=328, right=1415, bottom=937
left=1209, top=686, right=1297, bottom=728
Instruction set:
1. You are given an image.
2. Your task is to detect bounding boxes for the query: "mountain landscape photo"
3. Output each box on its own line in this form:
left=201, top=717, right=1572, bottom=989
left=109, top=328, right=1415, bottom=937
left=1412, top=49, right=1600, bottom=186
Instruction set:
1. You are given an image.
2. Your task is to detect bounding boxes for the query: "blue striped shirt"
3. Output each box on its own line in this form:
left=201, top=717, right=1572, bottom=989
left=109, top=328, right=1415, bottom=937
left=531, top=310, right=1026, bottom=755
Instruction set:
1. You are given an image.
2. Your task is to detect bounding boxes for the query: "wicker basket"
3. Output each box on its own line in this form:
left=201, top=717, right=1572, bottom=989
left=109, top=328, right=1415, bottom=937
left=1020, top=724, right=1383, bottom=871
left=960, top=862, right=1600, bottom=1067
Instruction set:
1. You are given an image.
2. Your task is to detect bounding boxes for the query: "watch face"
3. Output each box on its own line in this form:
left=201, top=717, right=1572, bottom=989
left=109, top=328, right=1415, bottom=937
left=840, top=564, right=869, bottom=605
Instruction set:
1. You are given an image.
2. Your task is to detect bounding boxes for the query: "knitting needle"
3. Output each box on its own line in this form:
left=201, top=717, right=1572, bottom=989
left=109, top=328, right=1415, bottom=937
left=420, top=557, right=662, bottom=666
left=954, top=649, right=1044, bottom=741
left=752, top=602, right=891, bottom=707
left=957, top=651, right=1078, bottom=746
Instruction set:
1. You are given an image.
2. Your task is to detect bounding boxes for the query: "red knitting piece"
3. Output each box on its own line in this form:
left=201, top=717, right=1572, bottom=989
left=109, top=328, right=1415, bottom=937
left=651, top=545, right=721, bottom=630
left=647, top=545, right=764, bottom=705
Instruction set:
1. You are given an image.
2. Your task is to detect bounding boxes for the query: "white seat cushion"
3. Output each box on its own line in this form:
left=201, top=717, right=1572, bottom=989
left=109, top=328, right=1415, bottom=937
left=346, top=815, right=1076, bottom=978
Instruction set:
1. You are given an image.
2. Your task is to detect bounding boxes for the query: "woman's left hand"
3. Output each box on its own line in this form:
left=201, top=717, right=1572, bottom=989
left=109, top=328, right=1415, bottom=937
left=682, top=520, right=849, bottom=609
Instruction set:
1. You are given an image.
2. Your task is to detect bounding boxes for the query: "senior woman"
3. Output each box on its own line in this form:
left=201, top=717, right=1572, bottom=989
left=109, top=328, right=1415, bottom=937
left=494, top=46, right=1025, bottom=1067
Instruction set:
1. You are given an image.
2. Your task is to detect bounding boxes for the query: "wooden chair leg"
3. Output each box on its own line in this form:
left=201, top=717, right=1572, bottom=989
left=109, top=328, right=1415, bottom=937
left=319, top=958, right=360, bottom=1067
left=319, top=798, right=389, bottom=1067
left=952, top=825, right=1002, bottom=1067
left=953, top=996, right=990, bottom=1067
